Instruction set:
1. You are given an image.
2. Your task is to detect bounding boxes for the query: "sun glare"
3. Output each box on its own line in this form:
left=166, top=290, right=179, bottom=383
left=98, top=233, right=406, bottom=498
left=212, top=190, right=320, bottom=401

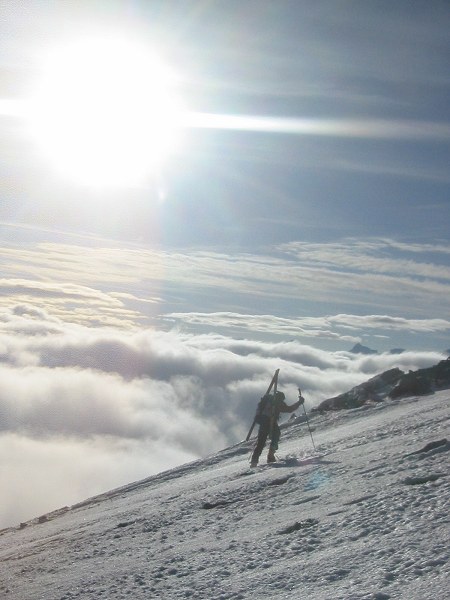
left=29, top=36, right=184, bottom=187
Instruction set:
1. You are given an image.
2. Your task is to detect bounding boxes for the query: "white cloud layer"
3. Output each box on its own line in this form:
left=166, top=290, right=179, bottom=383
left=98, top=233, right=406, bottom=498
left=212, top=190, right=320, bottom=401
left=166, top=311, right=450, bottom=341
left=1, top=236, right=450, bottom=332
left=0, top=306, right=445, bottom=528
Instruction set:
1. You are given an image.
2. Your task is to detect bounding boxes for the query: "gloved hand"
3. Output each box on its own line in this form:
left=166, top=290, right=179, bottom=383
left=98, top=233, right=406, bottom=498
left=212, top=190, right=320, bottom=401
left=298, top=396, right=305, bottom=405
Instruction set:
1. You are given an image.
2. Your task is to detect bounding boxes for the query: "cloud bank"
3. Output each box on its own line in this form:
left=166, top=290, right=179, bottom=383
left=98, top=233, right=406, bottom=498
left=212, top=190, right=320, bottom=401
left=165, top=312, right=450, bottom=342
left=1, top=236, right=450, bottom=341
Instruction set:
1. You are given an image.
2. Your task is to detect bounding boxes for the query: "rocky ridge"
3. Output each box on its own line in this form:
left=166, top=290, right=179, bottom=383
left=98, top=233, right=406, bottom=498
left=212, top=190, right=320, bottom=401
left=315, top=357, right=450, bottom=413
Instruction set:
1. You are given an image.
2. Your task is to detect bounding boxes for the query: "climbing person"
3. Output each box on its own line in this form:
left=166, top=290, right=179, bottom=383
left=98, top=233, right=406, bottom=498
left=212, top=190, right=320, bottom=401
left=250, top=389, right=304, bottom=467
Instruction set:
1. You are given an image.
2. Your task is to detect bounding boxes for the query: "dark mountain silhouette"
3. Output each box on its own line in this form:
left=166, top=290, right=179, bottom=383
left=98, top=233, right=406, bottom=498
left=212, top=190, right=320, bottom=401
left=314, top=358, right=450, bottom=412
left=350, top=346, right=406, bottom=356
left=349, top=343, right=377, bottom=355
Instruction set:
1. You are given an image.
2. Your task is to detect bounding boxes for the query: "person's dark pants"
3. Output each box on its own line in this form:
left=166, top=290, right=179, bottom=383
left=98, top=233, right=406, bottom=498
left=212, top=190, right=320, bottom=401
left=251, top=417, right=280, bottom=464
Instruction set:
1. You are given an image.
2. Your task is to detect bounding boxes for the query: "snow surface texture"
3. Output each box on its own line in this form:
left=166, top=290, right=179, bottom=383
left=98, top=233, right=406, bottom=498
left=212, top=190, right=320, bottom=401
left=0, top=391, right=449, bottom=599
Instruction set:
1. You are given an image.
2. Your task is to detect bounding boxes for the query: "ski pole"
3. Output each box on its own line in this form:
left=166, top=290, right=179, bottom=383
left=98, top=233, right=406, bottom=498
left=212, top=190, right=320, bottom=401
left=299, top=388, right=316, bottom=451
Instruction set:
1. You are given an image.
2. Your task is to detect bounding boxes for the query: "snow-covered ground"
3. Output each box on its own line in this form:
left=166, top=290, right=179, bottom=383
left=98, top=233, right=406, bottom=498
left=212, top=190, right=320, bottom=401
left=1, top=391, right=449, bottom=599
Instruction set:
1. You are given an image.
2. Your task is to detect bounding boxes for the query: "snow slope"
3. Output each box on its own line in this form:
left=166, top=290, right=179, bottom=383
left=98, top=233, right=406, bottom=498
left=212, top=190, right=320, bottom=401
left=1, top=391, right=449, bottom=600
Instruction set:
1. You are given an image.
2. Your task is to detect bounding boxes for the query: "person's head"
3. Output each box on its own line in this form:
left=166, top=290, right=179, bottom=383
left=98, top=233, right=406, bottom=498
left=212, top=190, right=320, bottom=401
left=275, top=391, right=285, bottom=401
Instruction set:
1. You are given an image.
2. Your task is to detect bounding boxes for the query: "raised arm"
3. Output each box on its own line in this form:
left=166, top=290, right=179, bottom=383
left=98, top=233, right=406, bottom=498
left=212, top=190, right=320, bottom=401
left=279, top=387, right=306, bottom=413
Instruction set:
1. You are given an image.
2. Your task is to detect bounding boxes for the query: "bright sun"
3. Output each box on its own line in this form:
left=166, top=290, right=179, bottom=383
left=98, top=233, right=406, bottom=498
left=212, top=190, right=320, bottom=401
left=30, top=36, right=184, bottom=187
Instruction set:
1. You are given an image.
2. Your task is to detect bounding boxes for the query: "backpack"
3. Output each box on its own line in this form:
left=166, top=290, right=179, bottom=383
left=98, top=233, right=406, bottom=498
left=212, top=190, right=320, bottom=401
left=254, top=394, right=274, bottom=423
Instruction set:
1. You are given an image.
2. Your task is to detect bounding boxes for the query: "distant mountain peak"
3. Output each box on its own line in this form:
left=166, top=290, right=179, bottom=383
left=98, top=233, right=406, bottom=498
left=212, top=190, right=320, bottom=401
left=350, top=343, right=377, bottom=355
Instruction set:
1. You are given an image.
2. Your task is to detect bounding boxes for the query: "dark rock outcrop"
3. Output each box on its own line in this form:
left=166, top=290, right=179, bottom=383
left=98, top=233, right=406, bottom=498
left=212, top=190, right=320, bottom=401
left=389, top=369, right=432, bottom=398
left=314, top=358, right=450, bottom=413
left=389, top=358, right=450, bottom=398
left=315, top=368, right=403, bottom=412
left=434, top=357, right=450, bottom=387
left=389, top=358, right=450, bottom=399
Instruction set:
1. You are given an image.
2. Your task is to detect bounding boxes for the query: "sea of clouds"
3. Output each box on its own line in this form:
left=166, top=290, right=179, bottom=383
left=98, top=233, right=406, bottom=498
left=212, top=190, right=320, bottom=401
left=0, top=305, right=445, bottom=528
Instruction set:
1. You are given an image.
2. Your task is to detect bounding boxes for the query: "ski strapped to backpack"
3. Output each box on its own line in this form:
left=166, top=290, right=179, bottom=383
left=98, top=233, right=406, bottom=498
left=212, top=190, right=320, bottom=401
left=246, top=368, right=279, bottom=441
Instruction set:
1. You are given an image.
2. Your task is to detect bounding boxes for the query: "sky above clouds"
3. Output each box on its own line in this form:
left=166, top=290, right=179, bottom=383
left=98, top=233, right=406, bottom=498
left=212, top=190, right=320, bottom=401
left=0, top=1, right=449, bottom=526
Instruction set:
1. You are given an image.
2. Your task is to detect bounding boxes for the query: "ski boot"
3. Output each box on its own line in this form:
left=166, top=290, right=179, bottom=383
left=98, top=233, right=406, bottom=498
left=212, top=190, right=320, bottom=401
left=267, top=448, right=276, bottom=463
left=250, top=449, right=260, bottom=468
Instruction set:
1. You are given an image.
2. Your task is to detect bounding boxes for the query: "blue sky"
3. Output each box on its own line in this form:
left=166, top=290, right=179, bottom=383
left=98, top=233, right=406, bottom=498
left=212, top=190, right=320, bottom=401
left=0, top=1, right=449, bottom=525
left=1, top=1, right=449, bottom=353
